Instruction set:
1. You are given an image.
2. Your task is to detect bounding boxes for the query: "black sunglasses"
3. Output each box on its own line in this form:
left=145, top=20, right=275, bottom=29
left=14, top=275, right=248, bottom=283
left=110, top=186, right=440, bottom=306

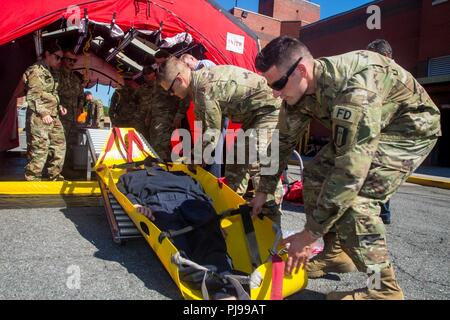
left=167, top=72, right=180, bottom=95
left=268, top=56, right=303, bottom=91
left=64, top=57, right=77, bottom=63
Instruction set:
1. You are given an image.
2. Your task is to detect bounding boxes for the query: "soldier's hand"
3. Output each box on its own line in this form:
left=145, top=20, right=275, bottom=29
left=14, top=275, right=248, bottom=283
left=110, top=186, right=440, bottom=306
left=280, top=230, right=316, bottom=275
left=134, top=204, right=155, bottom=221
left=59, top=105, right=67, bottom=116
left=249, top=192, right=268, bottom=218
left=42, top=115, right=53, bottom=125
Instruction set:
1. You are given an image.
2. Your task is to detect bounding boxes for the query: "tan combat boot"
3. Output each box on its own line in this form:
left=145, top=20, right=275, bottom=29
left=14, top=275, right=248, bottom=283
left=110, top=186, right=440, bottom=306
left=306, top=232, right=357, bottom=279
left=326, top=265, right=405, bottom=300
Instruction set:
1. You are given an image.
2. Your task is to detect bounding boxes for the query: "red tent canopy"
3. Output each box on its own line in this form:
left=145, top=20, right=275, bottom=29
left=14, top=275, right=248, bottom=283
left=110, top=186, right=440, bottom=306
left=0, top=0, right=260, bottom=151
left=0, top=0, right=259, bottom=71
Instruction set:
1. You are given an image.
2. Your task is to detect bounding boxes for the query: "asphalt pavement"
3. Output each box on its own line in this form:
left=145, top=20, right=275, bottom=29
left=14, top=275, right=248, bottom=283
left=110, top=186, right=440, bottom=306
left=0, top=182, right=448, bottom=300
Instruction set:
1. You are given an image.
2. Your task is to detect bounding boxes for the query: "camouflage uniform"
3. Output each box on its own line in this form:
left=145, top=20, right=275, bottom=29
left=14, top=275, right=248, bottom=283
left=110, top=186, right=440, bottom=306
left=53, top=68, right=84, bottom=173
left=190, top=65, right=284, bottom=224
left=85, top=99, right=105, bottom=128
left=109, top=84, right=139, bottom=128
left=54, top=68, right=84, bottom=138
left=137, top=81, right=181, bottom=160
left=258, top=50, right=441, bottom=272
left=23, top=61, right=66, bottom=181
left=134, top=81, right=154, bottom=140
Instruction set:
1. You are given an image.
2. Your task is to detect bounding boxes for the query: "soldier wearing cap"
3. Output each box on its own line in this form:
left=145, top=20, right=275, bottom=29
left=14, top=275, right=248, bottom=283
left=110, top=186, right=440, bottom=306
left=53, top=50, right=85, bottom=174
left=109, top=72, right=139, bottom=128
left=136, top=65, right=182, bottom=160
left=55, top=50, right=84, bottom=138
left=23, top=42, right=67, bottom=181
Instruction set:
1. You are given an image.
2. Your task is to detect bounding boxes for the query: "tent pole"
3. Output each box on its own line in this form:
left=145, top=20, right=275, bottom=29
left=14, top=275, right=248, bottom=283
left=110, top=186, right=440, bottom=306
left=33, top=30, right=43, bottom=60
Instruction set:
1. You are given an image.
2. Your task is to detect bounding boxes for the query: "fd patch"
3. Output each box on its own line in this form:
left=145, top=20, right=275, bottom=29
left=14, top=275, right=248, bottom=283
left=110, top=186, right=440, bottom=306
left=333, top=107, right=357, bottom=122
left=334, top=125, right=349, bottom=147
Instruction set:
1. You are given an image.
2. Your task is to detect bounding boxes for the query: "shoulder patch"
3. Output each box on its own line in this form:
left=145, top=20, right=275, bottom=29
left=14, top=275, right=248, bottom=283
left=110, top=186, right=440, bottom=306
left=332, top=107, right=357, bottom=123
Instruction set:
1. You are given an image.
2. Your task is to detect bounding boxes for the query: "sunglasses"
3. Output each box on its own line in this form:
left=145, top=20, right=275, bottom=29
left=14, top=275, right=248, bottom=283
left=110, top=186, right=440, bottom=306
left=52, top=53, right=63, bottom=61
left=64, top=57, right=77, bottom=63
left=268, top=56, right=303, bottom=91
left=167, top=72, right=180, bottom=96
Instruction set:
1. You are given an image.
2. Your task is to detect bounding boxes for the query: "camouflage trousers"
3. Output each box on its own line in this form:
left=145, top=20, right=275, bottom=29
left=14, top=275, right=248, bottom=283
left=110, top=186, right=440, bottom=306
left=61, top=119, right=81, bottom=171
left=303, top=137, right=437, bottom=271
left=225, top=112, right=284, bottom=225
left=25, top=112, right=66, bottom=181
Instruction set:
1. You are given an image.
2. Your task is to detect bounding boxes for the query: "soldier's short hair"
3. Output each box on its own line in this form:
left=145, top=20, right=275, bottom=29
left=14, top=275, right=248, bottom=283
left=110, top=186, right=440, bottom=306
left=255, top=36, right=312, bottom=72
left=84, top=91, right=93, bottom=98
left=157, top=56, right=188, bottom=84
left=367, top=39, right=393, bottom=58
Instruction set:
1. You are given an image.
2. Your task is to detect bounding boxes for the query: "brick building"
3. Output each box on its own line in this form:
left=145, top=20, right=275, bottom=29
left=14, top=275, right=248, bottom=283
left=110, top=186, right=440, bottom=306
left=230, top=0, right=320, bottom=47
left=298, top=0, right=450, bottom=166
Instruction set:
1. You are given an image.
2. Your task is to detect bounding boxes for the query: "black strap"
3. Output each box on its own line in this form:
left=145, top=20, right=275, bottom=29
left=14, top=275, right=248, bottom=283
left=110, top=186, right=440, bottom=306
left=112, top=155, right=168, bottom=170
left=158, top=226, right=195, bottom=244
left=239, top=205, right=262, bottom=270
left=158, top=207, right=220, bottom=244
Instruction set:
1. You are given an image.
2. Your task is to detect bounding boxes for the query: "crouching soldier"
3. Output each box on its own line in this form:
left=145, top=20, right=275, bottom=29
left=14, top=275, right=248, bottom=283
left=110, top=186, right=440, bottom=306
left=251, top=36, right=441, bottom=300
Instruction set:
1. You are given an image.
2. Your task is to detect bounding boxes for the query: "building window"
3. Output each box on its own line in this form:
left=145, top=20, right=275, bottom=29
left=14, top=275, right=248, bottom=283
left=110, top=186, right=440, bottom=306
left=432, top=0, right=448, bottom=6
left=428, top=55, right=450, bottom=77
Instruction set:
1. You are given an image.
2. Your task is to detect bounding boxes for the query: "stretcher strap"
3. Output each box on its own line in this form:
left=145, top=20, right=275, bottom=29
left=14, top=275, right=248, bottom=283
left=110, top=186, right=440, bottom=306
left=158, top=225, right=195, bottom=244
left=98, top=127, right=127, bottom=164
left=172, top=252, right=250, bottom=300
left=115, top=128, right=131, bottom=162
left=223, top=275, right=251, bottom=300
left=239, top=205, right=262, bottom=270
left=127, top=129, right=151, bottom=160
left=270, top=254, right=284, bottom=300
left=99, top=128, right=153, bottom=165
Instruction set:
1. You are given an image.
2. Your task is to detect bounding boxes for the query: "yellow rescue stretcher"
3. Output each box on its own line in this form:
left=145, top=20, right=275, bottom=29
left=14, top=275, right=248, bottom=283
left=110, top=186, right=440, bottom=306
left=94, top=128, right=307, bottom=300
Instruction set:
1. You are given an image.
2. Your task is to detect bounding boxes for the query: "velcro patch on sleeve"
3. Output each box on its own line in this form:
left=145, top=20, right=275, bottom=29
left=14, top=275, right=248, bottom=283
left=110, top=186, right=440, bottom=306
left=331, top=105, right=363, bottom=155
left=332, top=107, right=357, bottom=123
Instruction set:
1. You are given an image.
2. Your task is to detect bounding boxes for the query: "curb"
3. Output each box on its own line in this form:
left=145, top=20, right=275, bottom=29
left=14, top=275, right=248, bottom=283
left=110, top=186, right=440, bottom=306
left=0, top=181, right=101, bottom=195
left=407, top=175, right=450, bottom=189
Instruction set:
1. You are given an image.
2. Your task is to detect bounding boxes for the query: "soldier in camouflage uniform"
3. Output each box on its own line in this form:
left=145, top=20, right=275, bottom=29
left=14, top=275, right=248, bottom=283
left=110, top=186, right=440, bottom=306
left=134, top=68, right=154, bottom=140
left=252, top=36, right=441, bottom=300
left=158, top=57, right=284, bottom=224
left=53, top=50, right=85, bottom=173
left=109, top=75, right=139, bottom=128
left=56, top=50, right=84, bottom=138
left=84, top=92, right=105, bottom=128
left=23, top=43, right=67, bottom=181
left=136, top=66, right=183, bottom=161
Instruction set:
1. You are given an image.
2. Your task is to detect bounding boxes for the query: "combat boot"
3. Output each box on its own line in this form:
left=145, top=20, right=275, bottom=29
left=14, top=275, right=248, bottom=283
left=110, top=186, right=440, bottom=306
left=306, top=232, right=357, bottom=279
left=326, top=265, right=404, bottom=300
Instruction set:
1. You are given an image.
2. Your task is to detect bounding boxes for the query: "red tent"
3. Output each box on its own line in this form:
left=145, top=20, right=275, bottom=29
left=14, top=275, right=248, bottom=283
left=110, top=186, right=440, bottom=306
left=0, top=0, right=260, bottom=151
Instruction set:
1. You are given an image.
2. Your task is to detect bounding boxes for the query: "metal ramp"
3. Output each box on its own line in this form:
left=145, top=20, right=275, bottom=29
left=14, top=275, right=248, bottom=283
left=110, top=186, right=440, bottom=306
left=85, top=128, right=144, bottom=244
